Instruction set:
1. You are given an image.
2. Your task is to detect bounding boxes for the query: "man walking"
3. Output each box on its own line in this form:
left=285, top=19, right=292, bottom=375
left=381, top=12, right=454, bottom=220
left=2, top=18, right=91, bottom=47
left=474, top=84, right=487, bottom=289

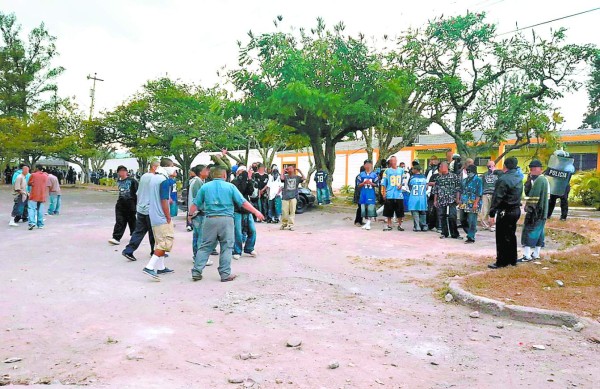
left=232, top=166, right=258, bottom=259
left=519, top=160, right=549, bottom=262
left=460, top=165, right=483, bottom=243
left=9, top=165, right=29, bottom=227
left=280, top=166, right=305, bottom=231
left=142, top=159, right=178, bottom=280
left=187, top=165, right=211, bottom=263
left=122, top=160, right=159, bottom=261
left=189, top=167, right=264, bottom=282
left=109, top=166, right=138, bottom=245
left=408, top=165, right=428, bottom=232
left=488, top=157, right=523, bottom=269
left=46, top=171, right=62, bottom=215
left=433, top=162, right=462, bottom=239
left=480, top=161, right=500, bottom=231
left=27, top=165, right=49, bottom=230
left=314, top=168, right=330, bottom=205
left=381, top=156, right=405, bottom=231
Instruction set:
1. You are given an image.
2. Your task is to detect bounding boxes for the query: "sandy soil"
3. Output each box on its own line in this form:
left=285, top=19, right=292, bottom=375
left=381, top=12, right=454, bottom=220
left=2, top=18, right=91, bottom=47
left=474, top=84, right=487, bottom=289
left=1, top=187, right=599, bottom=388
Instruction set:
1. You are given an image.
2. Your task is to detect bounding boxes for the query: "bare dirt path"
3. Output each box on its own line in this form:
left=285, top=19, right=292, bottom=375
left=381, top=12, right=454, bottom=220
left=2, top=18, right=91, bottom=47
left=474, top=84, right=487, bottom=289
left=1, top=187, right=599, bottom=388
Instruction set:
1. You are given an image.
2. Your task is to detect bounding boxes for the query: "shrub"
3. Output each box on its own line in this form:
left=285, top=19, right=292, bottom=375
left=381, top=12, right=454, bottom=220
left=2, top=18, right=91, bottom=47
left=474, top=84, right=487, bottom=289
left=339, top=185, right=355, bottom=195
left=570, top=170, right=600, bottom=209
left=99, top=178, right=117, bottom=187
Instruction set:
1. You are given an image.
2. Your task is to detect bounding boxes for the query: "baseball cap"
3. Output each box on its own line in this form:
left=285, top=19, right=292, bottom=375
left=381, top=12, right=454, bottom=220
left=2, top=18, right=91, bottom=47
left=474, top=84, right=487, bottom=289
left=529, top=160, right=543, bottom=168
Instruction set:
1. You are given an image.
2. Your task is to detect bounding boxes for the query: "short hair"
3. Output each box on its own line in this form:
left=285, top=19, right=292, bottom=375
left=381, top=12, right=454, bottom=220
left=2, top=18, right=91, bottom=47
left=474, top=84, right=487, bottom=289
left=160, top=158, right=174, bottom=167
left=257, top=163, right=264, bottom=168
left=150, top=159, right=160, bottom=168
left=504, top=157, right=518, bottom=169
left=430, top=155, right=439, bottom=161
left=211, top=166, right=226, bottom=179
left=439, top=161, right=449, bottom=168
left=19, top=163, right=29, bottom=169
left=191, top=165, right=203, bottom=176
left=413, top=165, right=422, bottom=172
left=35, top=164, right=43, bottom=171
left=467, top=165, right=478, bottom=174
left=389, top=156, right=397, bottom=159
left=117, top=165, right=128, bottom=172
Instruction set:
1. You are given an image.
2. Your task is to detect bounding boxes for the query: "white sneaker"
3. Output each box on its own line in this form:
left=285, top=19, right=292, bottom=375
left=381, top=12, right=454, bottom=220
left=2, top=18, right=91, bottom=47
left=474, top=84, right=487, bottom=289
left=364, top=225, right=371, bottom=230
left=246, top=251, right=257, bottom=257
left=108, top=238, right=120, bottom=245
left=206, top=259, right=214, bottom=266
left=9, top=220, right=19, bottom=227
left=232, top=254, right=241, bottom=260
left=490, top=226, right=496, bottom=232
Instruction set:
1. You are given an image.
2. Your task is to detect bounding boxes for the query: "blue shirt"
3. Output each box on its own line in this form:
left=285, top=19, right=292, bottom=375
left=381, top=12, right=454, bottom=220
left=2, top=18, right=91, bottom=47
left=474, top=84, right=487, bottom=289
left=357, top=171, right=379, bottom=205
left=12, top=169, right=31, bottom=191
left=314, top=171, right=328, bottom=189
left=408, top=174, right=428, bottom=211
left=194, top=178, right=247, bottom=218
left=461, top=174, right=483, bottom=213
left=381, top=167, right=405, bottom=200
left=149, top=173, right=171, bottom=226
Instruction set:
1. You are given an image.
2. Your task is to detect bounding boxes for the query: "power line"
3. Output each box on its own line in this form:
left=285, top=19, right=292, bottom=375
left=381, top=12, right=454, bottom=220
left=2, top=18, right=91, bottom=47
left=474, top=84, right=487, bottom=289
left=497, top=7, right=600, bottom=36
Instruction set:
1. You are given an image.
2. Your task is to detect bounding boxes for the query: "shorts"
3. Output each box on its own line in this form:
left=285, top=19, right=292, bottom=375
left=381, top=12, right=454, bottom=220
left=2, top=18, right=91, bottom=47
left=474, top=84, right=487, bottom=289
left=383, top=199, right=405, bottom=218
left=361, top=204, right=377, bottom=218
left=152, top=222, right=174, bottom=252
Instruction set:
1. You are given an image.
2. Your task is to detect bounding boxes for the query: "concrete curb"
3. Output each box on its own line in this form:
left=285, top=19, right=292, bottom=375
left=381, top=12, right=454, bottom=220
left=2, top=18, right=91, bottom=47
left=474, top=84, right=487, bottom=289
left=448, top=279, right=599, bottom=331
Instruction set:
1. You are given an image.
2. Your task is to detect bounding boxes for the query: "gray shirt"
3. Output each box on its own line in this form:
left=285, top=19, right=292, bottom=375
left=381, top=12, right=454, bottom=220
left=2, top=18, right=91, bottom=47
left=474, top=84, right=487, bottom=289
left=136, top=172, right=154, bottom=215
left=282, top=175, right=303, bottom=200
left=149, top=173, right=170, bottom=226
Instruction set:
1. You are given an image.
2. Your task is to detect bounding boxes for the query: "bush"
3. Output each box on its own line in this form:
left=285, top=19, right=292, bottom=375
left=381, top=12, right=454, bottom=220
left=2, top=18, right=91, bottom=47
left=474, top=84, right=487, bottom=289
left=339, top=185, right=355, bottom=195
left=99, top=177, right=117, bottom=187
left=570, top=170, right=600, bottom=209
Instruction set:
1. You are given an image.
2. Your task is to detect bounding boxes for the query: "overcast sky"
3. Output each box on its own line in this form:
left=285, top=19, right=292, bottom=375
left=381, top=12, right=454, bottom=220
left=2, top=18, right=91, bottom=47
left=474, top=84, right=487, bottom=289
left=3, top=0, right=599, bottom=129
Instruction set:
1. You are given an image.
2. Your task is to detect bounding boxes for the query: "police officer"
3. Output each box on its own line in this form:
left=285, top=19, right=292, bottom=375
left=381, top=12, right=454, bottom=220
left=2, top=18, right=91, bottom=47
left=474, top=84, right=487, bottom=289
left=488, top=157, right=523, bottom=269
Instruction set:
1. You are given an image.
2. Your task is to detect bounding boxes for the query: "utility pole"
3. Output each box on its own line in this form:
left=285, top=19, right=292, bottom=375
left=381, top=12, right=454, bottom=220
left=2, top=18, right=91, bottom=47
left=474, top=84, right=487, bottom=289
left=86, top=72, right=104, bottom=120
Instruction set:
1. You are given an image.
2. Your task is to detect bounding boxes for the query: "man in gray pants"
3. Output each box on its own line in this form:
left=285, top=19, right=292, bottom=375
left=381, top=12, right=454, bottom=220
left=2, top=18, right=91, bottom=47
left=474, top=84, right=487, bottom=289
left=189, top=167, right=264, bottom=282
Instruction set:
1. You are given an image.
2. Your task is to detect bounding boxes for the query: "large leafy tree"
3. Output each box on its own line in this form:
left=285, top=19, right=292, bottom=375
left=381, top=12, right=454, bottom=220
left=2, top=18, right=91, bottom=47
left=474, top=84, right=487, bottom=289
left=582, top=52, right=600, bottom=128
left=401, top=12, right=596, bottom=158
left=0, top=12, right=64, bottom=118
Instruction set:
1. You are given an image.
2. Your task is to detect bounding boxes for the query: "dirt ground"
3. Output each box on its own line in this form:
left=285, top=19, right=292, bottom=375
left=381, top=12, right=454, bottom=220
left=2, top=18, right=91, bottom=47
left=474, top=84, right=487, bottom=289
left=1, top=187, right=599, bottom=389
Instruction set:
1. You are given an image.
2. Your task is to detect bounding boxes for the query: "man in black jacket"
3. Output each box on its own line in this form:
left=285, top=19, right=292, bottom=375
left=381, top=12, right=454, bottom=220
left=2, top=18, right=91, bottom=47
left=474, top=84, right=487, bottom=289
left=109, top=165, right=138, bottom=245
left=488, top=157, right=523, bottom=269
left=232, top=166, right=257, bottom=260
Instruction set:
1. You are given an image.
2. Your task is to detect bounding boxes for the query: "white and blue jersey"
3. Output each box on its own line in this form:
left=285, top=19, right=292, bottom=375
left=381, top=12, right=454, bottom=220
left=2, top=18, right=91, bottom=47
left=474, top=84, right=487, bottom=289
left=408, top=174, right=428, bottom=211
left=357, top=171, right=379, bottom=205
left=381, top=167, right=405, bottom=200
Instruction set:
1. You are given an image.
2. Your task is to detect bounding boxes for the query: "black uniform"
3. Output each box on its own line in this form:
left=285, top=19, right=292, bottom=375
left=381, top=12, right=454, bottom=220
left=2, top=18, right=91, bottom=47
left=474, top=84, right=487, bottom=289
left=112, top=177, right=138, bottom=241
left=489, top=168, right=523, bottom=267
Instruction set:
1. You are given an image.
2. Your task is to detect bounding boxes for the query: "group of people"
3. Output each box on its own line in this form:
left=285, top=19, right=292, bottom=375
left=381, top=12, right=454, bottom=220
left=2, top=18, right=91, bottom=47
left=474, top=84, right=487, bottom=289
left=109, top=153, right=307, bottom=282
left=8, top=163, right=62, bottom=229
left=353, top=150, right=558, bottom=269
left=4, top=164, right=77, bottom=186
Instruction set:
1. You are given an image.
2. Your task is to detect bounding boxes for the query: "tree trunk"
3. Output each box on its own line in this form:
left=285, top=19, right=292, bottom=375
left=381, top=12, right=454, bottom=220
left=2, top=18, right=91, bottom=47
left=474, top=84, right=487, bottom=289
left=364, top=128, right=374, bottom=163
left=137, top=157, right=149, bottom=173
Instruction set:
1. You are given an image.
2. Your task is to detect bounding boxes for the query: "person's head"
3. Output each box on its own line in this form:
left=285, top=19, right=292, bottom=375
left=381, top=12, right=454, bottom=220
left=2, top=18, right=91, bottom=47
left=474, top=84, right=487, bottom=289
left=446, top=150, right=454, bottom=162
left=211, top=166, right=227, bottom=180
left=199, top=164, right=209, bottom=179
left=191, top=165, right=202, bottom=178
left=465, top=158, right=474, bottom=168
left=160, top=158, right=177, bottom=178
left=429, top=156, right=439, bottom=166
left=35, top=164, right=44, bottom=172
left=439, top=161, right=449, bottom=174
left=389, top=156, right=397, bottom=169
left=21, top=164, right=29, bottom=175
left=251, top=162, right=258, bottom=172
left=236, top=165, right=247, bottom=176
left=271, top=164, right=278, bottom=172
left=413, top=165, right=422, bottom=175
left=380, top=159, right=388, bottom=169
left=149, top=159, right=160, bottom=173
left=466, top=164, right=477, bottom=176
left=286, top=165, right=296, bottom=175
left=364, top=159, right=373, bottom=172
left=360, top=166, right=366, bottom=173
left=529, top=160, right=543, bottom=176
left=504, top=157, right=518, bottom=172
left=117, top=165, right=128, bottom=179
left=399, top=162, right=406, bottom=169
left=412, top=160, right=419, bottom=168
left=487, top=161, right=496, bottom=171
left=257, top=163, right=265, bottom=174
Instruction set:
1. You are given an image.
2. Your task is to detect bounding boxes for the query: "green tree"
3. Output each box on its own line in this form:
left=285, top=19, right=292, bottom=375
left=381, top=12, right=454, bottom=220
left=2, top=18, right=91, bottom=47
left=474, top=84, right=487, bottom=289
left=582, top=52, right=600, bottom=128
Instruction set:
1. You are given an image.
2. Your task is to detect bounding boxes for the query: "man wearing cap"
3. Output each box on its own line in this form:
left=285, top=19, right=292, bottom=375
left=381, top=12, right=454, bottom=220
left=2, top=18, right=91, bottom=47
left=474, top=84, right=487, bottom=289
left=519, top=160, right=549, bottom=262
left=480, top=161, right=500, bottom=231
left=488, top=157, right=523, bottom=269
left=109, top=165, right=138, bottom=245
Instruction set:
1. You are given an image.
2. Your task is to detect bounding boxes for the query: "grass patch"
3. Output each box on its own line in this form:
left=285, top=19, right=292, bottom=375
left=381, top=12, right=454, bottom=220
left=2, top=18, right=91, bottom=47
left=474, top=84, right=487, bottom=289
left=462, top=219, right=600, bottom=321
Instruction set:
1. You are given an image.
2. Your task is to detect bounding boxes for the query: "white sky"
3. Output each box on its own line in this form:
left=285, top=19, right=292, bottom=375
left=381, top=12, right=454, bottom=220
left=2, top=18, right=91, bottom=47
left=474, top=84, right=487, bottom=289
left=3, top=0, right=599, bottom=129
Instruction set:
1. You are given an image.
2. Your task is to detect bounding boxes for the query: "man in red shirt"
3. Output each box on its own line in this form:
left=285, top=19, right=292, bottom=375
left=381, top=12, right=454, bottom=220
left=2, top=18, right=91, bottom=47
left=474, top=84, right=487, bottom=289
left=27, top=165, right=49, bottom=230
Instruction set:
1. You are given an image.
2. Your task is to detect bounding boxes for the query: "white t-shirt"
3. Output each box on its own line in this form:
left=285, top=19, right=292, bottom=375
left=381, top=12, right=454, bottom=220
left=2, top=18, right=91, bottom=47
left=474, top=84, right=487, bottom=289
left=267, top=174, right=283, bottom=200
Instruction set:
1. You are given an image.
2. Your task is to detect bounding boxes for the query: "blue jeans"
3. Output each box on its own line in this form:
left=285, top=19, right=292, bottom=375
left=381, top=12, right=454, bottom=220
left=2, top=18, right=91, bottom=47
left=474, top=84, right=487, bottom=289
left=268, top=197, right=282, bottom=220
left=234, top=212, right=256, bottom=255
left=28, top=200, right=45, bottom=227
left=192, top=217, right=235, bottom=280
left=48, top=194, right=61, bottom=214
left=192, top=215, right=205, bottom=257
left=411, top=210, right=427, bottom=231
left=521, top=217, right=546, bottom=248
left=317, top=187, right=330, bottom=204
left=461, top=211, right=479, bottom=240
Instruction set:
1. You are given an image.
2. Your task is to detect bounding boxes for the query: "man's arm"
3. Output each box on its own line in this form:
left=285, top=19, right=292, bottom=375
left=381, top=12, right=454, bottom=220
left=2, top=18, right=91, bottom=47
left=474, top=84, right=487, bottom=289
left=489, top=179, right=507, bottom=217
left=159, top=180, right=172, bottom=223
left=241, top=201, right=264, bottom=221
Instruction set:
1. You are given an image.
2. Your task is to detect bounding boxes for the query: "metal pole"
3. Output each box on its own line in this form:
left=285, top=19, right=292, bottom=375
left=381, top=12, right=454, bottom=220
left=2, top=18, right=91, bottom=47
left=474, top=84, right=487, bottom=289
left=86, top=72, right=104, bottom=120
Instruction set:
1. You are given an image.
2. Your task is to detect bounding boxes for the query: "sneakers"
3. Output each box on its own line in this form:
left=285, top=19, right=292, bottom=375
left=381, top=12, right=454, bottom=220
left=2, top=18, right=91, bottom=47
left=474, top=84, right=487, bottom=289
left=397, top=225, right=404, bottom=231
left=518, top=256, right=533, bottom=263
left=122, top=252, right=137, bottom=261
left=288, top=226, right=294, bottom=231
left=245, top=251, right=257, bottom=257
left=186, top=226, right=193, bottom=232
left=192, top=274, right=203, bottom=282
left=108, top=238, right=120, bottom=245
left=383, top=226, right=393, bottom=231
left=28, top=224, right=35, bottom=230
left=157, top=268, right=174, bottom=275
left=210, top=250, right=218, bottom=256
left=490, top=226, right=496, bottom=232
left=206, top=259, right=214, bottom=266
left=280, top=225, right=287, bottom=230
left=9, top=220, right=19, bottom=227
left=465, top=238, right=475, bottom=244
left=143, top=268, right=160, bottom=280
left=233, top=254, right=241, bottom=260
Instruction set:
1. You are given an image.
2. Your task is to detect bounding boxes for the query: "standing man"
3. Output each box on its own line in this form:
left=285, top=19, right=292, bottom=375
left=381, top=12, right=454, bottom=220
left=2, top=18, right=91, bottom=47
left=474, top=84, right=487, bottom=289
left=460, top=165, right=483, bottom=243
left=122, top=160, right=159, bottom=261
left=186, top=167, right=200, bottom=232
left=9, top=165, right=29, bottom=227
left=433, top=162, right=462, bottom=240
left=109, top=166, right=138, bottom=245
left=488, top=157, right=523, bottom=269
left=353, top=166, right=366, bottom=227
left=189, top=166, right=264, bottom=282
left=381, top=156, right=405, bottom=231
left=280, top=166, right=305, bottom=231
left=142, top=159, right=178, bottom=280
left=357, top=160, right=379, bottom=231
left=519, top=160, right=550, bottom=262
left=314, top=168, right=330, bottom=205
left=426, top=156, right=441, bottom=232
left=187, top=165, right=211, bottom=263
left=27, top=165, right=49, bottom=230
left=547, top=150, right=575, bottom=221
left=480, top=161, right=500, bottom=232
left=232, top=166, right=258, bottom=259
left=253, top=163, right=270, bottom=220
left=46, top=171, right=62, bottom=215
left=408, top=165, right=428, bottom=232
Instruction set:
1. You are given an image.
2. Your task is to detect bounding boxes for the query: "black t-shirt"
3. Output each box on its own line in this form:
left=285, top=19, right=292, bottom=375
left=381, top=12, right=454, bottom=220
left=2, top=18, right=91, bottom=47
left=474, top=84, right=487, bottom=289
left=253, top=173, right=269, bottom=191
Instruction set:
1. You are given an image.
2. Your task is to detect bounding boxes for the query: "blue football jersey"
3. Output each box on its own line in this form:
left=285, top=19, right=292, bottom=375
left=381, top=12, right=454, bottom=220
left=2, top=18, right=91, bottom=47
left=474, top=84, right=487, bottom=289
left=358, top=171, right=379, bottom=205
left=381, top=167, right=405, bottom=200
left=408, top=175, right=428, bottom=211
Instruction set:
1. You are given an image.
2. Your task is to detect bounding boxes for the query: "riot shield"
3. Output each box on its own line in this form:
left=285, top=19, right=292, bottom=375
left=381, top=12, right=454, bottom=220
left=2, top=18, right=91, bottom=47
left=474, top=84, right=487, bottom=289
left=544, top=154, right=575, bottom=196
